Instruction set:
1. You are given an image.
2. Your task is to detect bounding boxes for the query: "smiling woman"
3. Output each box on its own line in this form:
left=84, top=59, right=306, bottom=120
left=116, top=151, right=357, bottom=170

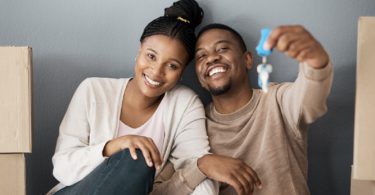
left=47, top=0, right=211, bottom=194
left=133, top=35, right=189, bottom=100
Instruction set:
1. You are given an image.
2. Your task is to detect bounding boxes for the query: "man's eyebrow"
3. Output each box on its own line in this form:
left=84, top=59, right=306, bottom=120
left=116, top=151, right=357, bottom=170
left=195, top=40, right=231, bottom=53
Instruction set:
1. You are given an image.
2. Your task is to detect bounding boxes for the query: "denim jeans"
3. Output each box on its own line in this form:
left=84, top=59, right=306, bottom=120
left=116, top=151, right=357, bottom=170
left=55, top=149, right=155, bottom=195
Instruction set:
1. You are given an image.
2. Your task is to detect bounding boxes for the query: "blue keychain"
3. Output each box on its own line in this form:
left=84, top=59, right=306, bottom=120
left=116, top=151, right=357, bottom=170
left=256, top=28, right=273, bottom=93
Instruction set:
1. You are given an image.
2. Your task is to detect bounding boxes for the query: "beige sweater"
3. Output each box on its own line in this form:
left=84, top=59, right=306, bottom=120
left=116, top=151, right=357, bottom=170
left=207, top=63, right=333, bottom=195
left=48, top=78, right=210, bottom=194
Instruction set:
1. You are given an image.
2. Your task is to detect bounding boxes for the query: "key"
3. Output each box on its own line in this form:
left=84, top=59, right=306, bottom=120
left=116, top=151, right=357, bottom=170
left=256, top=28, right=273, bottom=93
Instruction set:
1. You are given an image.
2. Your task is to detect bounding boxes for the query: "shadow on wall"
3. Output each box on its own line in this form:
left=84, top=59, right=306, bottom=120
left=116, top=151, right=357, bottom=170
left=308, top=64, right=355, bottom=195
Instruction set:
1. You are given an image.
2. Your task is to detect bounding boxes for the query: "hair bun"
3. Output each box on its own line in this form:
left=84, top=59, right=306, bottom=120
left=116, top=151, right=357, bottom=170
left=164, top=0, right=204, bottom=28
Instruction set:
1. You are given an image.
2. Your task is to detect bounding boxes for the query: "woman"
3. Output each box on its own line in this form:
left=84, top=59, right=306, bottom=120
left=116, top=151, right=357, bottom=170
left=47, top=0, right=210, bottom=194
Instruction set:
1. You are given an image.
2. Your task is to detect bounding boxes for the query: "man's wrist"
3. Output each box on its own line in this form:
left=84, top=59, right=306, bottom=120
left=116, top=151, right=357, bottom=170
left=197, top=154, right=210, bottom=175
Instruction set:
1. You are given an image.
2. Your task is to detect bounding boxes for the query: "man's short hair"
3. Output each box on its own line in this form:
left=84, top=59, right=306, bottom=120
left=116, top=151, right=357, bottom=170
left=197, top=23, right=247, bottom=52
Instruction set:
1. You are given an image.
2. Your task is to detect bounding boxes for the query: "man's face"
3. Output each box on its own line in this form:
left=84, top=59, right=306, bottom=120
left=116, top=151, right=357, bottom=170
left=195, top=29, right=252, bottom=96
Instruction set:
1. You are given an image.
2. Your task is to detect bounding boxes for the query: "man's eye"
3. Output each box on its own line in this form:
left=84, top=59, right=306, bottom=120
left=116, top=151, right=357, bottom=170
left=218, top=47, right=228, bottom=52
left=196, top=54, right=206, bottom=60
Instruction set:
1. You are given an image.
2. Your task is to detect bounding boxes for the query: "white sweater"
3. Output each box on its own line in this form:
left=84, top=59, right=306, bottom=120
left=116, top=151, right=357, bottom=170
left=48, top=78, right=210, bottom=194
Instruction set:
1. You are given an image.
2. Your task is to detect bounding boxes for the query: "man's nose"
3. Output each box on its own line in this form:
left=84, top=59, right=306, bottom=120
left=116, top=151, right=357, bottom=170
left=206, top=52, right=220, bottom=65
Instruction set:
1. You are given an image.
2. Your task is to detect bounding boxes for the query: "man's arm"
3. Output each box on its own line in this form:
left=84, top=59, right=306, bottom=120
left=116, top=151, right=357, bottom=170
left=265, top=25, right=333, bottom=132
left=152, top=154, right=262, bottom=195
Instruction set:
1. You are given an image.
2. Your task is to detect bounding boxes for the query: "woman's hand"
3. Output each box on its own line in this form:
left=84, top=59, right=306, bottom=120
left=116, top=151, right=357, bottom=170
left=103, top=135, right=162, bottom=170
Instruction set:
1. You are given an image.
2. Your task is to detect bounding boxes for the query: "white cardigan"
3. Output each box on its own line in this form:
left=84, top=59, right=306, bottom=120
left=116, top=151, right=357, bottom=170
left=48, top=78, right=210, bottom=194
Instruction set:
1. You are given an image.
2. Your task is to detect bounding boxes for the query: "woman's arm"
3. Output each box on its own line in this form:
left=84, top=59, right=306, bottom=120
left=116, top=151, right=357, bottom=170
left=151, top=89, right=211, bottom=194
left=52, top=79, right=107, bottom=186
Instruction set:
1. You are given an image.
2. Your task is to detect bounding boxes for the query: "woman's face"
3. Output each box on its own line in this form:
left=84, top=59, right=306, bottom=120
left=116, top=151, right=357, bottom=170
left=134, top=35, right=189, bottom=98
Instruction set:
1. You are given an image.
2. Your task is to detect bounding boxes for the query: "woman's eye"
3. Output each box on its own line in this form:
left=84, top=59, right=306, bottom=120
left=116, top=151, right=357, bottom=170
left=147, top=53, right=156, bottom=60
left=168, top=63, right=178, bottom=70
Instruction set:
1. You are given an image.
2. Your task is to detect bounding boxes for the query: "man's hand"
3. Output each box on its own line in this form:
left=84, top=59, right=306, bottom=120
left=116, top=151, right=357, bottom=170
left=198, top=154, right=262, bottom=195
left=264, top=25, right=329, bottom=69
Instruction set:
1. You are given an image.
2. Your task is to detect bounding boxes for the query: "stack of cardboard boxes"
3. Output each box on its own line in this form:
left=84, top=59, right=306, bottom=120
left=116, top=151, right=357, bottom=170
left=352, top=17, right=375, bottom=195
left=0, top=47, right=32, bottom=195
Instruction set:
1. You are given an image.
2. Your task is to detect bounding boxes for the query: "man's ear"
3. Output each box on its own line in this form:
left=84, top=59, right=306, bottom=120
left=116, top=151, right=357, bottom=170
left=243, top=51, right=253, bottom=70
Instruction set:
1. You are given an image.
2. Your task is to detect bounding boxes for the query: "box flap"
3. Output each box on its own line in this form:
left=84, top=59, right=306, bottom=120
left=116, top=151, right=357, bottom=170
left=0, top=46, right=32, bottom=153
left=0, top=154, right=26, bottom=195
left=353, top=17, right=375, bottom=180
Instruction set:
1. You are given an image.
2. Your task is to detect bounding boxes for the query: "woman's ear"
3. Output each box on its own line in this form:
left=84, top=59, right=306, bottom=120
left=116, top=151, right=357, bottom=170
left=135, top=47, right=142, bottom=62
left=244, top=51, right=253, bottom=70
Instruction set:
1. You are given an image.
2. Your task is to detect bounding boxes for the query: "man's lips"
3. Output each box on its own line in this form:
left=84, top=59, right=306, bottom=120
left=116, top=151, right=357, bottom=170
left=205, top=64, right=229, bottom=77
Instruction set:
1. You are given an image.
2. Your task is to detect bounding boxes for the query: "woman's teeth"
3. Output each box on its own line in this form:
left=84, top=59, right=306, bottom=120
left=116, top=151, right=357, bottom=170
left=145, top=75, right=161, bottom=86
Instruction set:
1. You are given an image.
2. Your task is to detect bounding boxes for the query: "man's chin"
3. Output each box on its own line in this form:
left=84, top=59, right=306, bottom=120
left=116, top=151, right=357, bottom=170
left=209, top=84, right=231, bottom=96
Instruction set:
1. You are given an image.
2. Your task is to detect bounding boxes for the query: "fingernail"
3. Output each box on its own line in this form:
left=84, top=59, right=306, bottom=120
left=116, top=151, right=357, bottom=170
left=263, top=42, right=271, bottom=50
left=148, top=161, right=153, bottom=167
left=258, top=184, right=263, bottom=189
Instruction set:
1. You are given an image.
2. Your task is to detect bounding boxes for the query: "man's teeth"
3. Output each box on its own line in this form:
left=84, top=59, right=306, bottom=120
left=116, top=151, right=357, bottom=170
left=145, top=75, right=161, bottom=86
left=208, top=67, right=227, bottom=77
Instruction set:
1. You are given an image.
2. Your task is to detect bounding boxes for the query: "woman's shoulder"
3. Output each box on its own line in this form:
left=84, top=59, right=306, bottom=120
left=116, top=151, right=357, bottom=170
left=167, top=84, right=198, bottom=98
left=77, top=77, right=128, bottom=92
left=164, top=84, right=203, bottom=109
left=82, top=77, right=128, bottom=87
left=73, top=77, right=129, bottom=102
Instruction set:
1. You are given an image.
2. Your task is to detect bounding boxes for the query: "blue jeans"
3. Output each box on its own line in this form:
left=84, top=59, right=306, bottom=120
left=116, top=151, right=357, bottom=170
left=55, top=149, right=155, bottom=195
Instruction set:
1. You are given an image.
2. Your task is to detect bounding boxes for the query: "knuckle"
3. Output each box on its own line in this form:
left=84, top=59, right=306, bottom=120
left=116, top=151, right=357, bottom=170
left=237, top=185, right=244, bottom=193
left=228, top=174, right=235, bottom=180
left=278, top=25, right=288, bottom=31
left=295, top=25, right=304, bottom=31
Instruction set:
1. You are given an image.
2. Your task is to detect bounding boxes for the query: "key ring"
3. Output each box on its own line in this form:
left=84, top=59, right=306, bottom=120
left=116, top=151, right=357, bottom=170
left=256, top=28, right=273, bottom=93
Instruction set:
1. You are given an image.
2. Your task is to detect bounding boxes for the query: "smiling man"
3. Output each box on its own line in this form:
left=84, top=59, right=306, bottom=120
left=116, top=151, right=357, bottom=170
left=193, top=23, right=333, bottom=195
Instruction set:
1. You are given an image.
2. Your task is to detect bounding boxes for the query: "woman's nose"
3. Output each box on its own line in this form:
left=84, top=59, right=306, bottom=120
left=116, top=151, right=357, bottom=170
left=151, top=62, right=165, bottom=76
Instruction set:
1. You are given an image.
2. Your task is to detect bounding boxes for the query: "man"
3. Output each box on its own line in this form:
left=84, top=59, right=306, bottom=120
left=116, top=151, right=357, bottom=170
left=152, top=24, right=333, bottom=195
left=193, top=24, right=333, bottom=195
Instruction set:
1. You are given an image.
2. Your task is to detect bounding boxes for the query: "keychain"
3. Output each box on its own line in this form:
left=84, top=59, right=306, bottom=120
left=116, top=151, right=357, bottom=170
left=256, top=28, right=273, bottom=93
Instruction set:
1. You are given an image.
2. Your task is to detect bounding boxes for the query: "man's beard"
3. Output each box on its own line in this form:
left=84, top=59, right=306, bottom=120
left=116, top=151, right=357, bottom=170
left=208, top=83, right=231, bottom=96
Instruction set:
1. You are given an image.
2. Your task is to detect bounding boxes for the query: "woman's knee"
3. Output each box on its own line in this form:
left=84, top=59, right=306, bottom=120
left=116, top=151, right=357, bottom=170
left=110, top=149, right=156, bottom=178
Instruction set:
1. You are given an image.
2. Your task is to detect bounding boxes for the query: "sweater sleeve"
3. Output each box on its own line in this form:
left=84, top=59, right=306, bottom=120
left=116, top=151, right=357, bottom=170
left=52, top=78, right=107, bottom=186
left=277, top=62, right=333, bottom=136
left=151, top=92, right=211, bottom=195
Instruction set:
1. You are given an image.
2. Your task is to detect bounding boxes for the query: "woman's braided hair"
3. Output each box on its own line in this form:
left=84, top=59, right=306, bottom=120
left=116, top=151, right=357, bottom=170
left=140, top=0, right=204, bottom=62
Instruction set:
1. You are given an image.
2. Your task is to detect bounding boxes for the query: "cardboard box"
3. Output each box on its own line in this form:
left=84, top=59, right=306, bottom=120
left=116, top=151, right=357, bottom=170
left=351, top=178, right=375, bottom=195
left=0, top=47, right=32, bottom=153
left=352, top=17, right=375, bottom=180
left=0, top=154, right=26, bottom=195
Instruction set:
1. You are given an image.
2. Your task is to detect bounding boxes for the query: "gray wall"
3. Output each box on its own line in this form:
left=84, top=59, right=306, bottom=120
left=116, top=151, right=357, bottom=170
left=1, top=0, right=374, bottom=194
